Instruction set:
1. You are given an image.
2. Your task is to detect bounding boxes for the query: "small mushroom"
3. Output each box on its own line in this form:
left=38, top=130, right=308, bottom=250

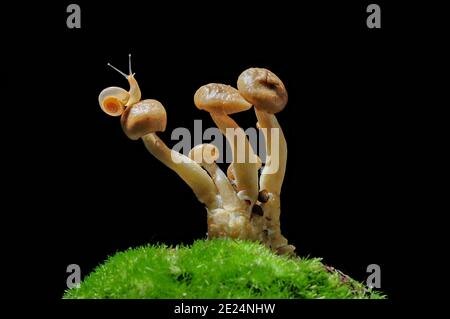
left=189, top=144, right=243, bottom=210
left=237, top=68, right=288, bottom=195
left=121, top=99, right=167, bottom=140
left=194, top=83, right=259, bottom=206
left=237, top=67, right=294, bottom=256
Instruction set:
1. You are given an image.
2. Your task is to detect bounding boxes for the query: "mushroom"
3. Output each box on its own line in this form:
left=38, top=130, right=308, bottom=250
left=121, top=99, right=167, bottom=140
left=237, top=68, right=287, bottom=195
left=194, top=83, right=260, bottom=207
left=98, top=55, right=219, bottom=210
left=188, top=144, right=243, bottom=210
left=237, top=67, right=295, bottom=255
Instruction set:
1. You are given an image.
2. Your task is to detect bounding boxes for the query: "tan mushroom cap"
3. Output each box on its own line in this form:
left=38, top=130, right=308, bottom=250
left=237, top=68, right=288, bottom=114
left=121, top=99, right=167, bottom=140
left=188, top=144, right=220, bottom=165
left=194, top=83, right=252, bottom=115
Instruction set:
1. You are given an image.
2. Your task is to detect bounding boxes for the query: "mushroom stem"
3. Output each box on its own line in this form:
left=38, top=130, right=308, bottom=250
left=141, top=133, right=219, bottom=210
left=202, top=163, right=244, bottom=210
left=255, top=109, right=294, bottom=255
left=255, top=110, right=287, bottom=195
left=210, top=112, right=259, bottom=206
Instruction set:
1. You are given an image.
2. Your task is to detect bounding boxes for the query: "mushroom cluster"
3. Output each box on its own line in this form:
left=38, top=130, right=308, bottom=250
left=99, top=56, right=295, bottom=255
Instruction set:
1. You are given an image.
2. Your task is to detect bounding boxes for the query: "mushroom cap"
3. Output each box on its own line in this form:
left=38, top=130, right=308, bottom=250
left=189, top=143, right=219, bottom=165
left=194, top=83, right=252, bottom=115
left=121, top=99, right=167, bottom=140
left=237, top=68, right=288, bottom=114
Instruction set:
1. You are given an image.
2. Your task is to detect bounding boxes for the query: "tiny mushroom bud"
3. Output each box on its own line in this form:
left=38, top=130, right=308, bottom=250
left=189, top=144, right=243, bottom=211
left=188, top=143, right=219, bottom=165
left=120, top=99, right=167, bottom=140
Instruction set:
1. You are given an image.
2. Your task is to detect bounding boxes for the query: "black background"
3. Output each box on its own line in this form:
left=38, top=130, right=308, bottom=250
left=4, top=0, right=446, bottom=302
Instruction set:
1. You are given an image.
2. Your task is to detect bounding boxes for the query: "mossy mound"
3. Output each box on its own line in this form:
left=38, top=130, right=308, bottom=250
left=64, top=239, right=384, bottom=299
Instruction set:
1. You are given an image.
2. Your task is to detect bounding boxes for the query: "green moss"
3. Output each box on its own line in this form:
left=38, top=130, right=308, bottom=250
left=64, top=239, right=384, bottom=299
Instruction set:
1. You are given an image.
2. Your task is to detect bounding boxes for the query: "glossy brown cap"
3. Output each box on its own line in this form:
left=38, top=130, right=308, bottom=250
left=194, top=83, right=252, bottom=115
left=121, top=99, right=167, bottom=140
left=237, top=68, right=288, bottom=114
